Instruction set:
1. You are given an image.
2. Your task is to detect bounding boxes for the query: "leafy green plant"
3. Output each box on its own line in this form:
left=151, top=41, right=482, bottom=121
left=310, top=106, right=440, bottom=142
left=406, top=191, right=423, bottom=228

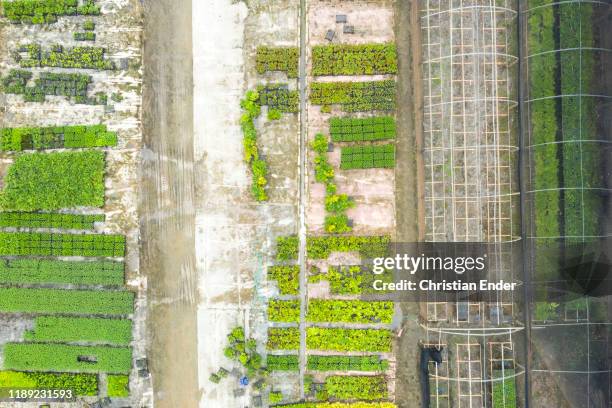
left=0, top=232, right=125, bottom=257
left=107, top=375, right=129, bottom=397
left=268, top=300, right=300, bottom=323
left=267, top=328, right=300, bottom=350
left=0, top=371, right=98, bottom=396
left=0, top=212, right=104, bottom=229
left=257, top=84, right=299, bottom=113
left=268, top=108, right=282, bottom=120
left=266, top=354, right=299, bottom=371
left=310, top=80, right=396, bottom=112
left=1, top=124, right=117, bottom=151
left=312, top=44, right=397, bottom=76
left=25, top=316, right=132, bottom=345
left=307, top=355, right=389, bottom=372
left=306, top=299, right=394, bottom=324
left=222, top=327, right=264, bottom=376
left=240, top=89, right=269, bottom=201
left=256, top=47, right=298, bottom=78
left=83, top=19, right=95, bottom=31
left=17, top=44, right=114, bottom=70
left=0, top=258, right=124, bottom=286
left=492, top=370, right=516, bottom=407
left=272, top=403, right=396, bottom=408
left=276, top=236, right=299, bottom=261
left=340, top=144, right=395, bottom=169
left=74, top=32, right=96, bottom=41
left=0, top=288, right=134, bottom=315
left=3, top=343, right=132, bottom=374
left=306, top=328, right=392, bottom=352
left=330, top=116, right=396, bottom=142
left=324, top=375, right=388, bottom=401
left=1, top=70, right=101, bottom=104
left=269, top=391, right=283, bottom=404
left=267, top=265, right=299, bottom=295
left=324, top=214, right=352, bottom=234
left=2, top=0, right=100, bottom=24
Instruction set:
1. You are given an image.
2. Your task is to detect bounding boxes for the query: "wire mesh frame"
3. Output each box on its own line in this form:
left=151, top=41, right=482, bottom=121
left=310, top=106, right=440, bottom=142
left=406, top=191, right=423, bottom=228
left=425, top=342, right=451, bottom=408
left=456, top=342, right=484, bottom=408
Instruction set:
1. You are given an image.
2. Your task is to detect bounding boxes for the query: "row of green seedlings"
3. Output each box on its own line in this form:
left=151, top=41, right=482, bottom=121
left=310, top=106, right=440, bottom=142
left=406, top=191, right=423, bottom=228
left=267, top=299, right=393, bottom=324
left=2, top=0, right=100, bottom=24
left=528, top=3, right=600, bottom=239
left=267, top=327, right=392, bottom=352
left=312, top=133, right=354, bottom=234
left=15, top=43, right=115, bottom=70
left=0, top=212, right=104, bottom=230
left=310, top=80, right=396, bottom=113
left=268, top=355, right=388, bottom=373
left=307, top=375, right=388, bottom=402
left=1, top=69, right=107, bottom=104
left=0, top=232, right=125, bottom=257
left=0, top=371, right=129, bottom=397
left=276, top=235, right=390, bottom=261
left=1, top=124, right=118, bottom=151
left=312, top=43, right=397, bottom=76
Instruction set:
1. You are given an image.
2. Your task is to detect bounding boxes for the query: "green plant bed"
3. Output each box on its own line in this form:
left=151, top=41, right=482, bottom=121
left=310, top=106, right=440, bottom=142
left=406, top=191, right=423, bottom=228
left=307, top=236, right=390, bottom=259
left=268, top=300, right=300, bottom=323
left=74, top=32, right=96, bottom=41
left=257, top=84, right=299, bottom=113
left=0, top=370, right=98, bottom=396
left=107, top=374, right=129, bottom=397
left=533, top=191, right=560, bottom=238
left=3, top=343, right=132, bottom=374
left=0, top=288, right=133, bottom=316
left=256, top=47, right=298, bottom=78
left=306, top=328, right=392, bottom=352
left=307, top=299, right=394, bottom=324
left=276, top=236, right=299, bottom=261
left=324, top=214, right=352, bottom=234
left=1, top=70, right=103, bottom=104
left=340, top=144, right=395, bottom=169
left=268, top=265, right=299, bottom=295
left=0, top=150, right=105, bottom=211
left=310, top=80, right=396, bottom=112
left=312, top=43, right=397, bottom=76
left=0, top=212, right=104, bottom=229
left=17, top=44, right=115, bottom=70
left=1, top=124, right=117, bottom=151
left=330, top=116, right=396, bottom=142
left=275, top=403, right=397, bottom=408
left=25, top=316, right=132, bottom=345
left=2, top=0, right=100, bottom=24
left=240, top=89, right=269, bottom=201
left=324, top=375, right=388, bottom=401
left=492, top=369, right=517, bottom=407
left=266, top=354, right=299, bottom=371
left=307, top=355, right=389, bottom=372
left=0, top=232, right=125, bottom=257
left=0, top=258, right=124, bottom=286
left=267, top=328, right=300, bottom=351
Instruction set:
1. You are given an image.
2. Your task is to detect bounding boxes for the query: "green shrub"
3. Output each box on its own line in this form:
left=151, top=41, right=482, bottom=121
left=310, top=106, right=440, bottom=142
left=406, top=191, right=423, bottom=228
left=107, top=375, right=129, bottom=397
left=0, top=150, right=105, bottom=211
left=268, top=300, right=300, bottom=323
left=267, top=328, right=300, bottom=350
left=74, top=32, right=96, bottom=41
left=241, top=90, right=269, bottom=201
left=267, top=265, right=299, bottom=295
left=307, top=236, right=391, bottom=259
left=0, top=232, right=125, bottom=257
left=3, top=343, right=131, bottom=374
left=307, top=355, right=389, bottom=372
left=83, top=19, right=95, bottom=31
left=0, top=288, right=134, bottom=316
left=324, top=214, right=352, bottom=234
left=274, top=403, right=396, bottom=408
left=306, top=328, right=392, bottom=352
left=0, top=212, right=104, bottom=229
left=0, top=258, right=124, bottom=286
left=306, top=300, right=394, bottom=324
left=25, top=316, right=132, bottom=345
left=0, top=371, right=98, bottom=396
left=256, top=47, right=298, bottom=78
left=1, top=70, right=101, bottom=104
left=269, top=391, right=283, bottom=404
left=312, top=44, right=397, bottom=76
left=276, top=236, right=299, bottom=261
left=257, top=84, right=299, bottom=113
left=268, top=108, right=282, bottom=120
left=266, top=354, right=299, bottom=371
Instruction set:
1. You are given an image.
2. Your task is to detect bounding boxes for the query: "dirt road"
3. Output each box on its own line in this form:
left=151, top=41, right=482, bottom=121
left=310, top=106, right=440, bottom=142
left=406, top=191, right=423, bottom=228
left=141, top=1, right=199, bottom=407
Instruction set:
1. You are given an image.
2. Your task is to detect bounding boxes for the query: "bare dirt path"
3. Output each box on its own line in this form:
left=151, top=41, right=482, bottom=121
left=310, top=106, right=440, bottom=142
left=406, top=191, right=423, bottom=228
left=394, top=0, right=425, bottom=407
left=141, top=1, right=199, bottom=407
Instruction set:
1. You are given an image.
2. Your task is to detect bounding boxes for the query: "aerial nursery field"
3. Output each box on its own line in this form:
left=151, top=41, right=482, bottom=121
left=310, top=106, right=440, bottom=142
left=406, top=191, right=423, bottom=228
left=2, top=0, right=100, bottom=24
left=267, top=327, right=300, bottom=350
left=0, top=370, right=98, bottom=396
left=306, top=299, right=394, bottom=324
left=307, top=356, right=389, bottom=372
left=25, top=316, right=132, bottom=345
left=306, top=328, right=392, bottom=352
left=268, top=299, right=301, bottom=323
left=268, top=265, right=299, bottom=295
left=323, top=375, right=388, bottom=401
left=0, top=150, right=105, bottom=211
left=1, top=124, right=117, bottom=151
left=312, top=44, right=397, bottom=76
left=16, top=43, right=115, bottom=70
left=0, top=232, right=125, bottom=257
left=258, top=84, right=299, bottom=113
left=340, top=144, right=395, bottom=170
left=276, top=235, right=390, bottom=260
left=267, top=354, right=299, bottom=371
